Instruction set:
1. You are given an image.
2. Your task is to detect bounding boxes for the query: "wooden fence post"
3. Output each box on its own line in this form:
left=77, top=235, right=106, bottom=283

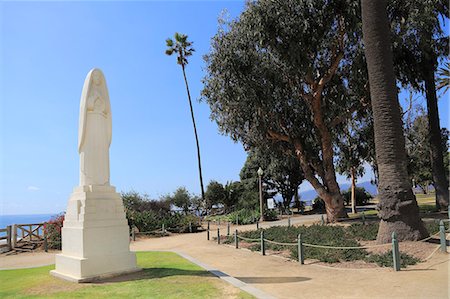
left=6, top=225, right=11, bottom=251
left=298, top=233, right=304, bottom=264
left=227, top=222, right=230, bottom=236
left=12, top=224, right=17, bottom=248
left=235, top=229, right=239, bottom=249
left=321, top=215, right=325, bottom=225
left=256, top=221, right=259, bottom=229
left=392, top=232, right=400, bottom=271
left=439, top=220, right=447, bottom=253
left=217, top=228, right=220, bottom=244
left=260, top=230, right=265, bottom=256
left=43, top=224, right=48, bottom=252
left=362, top=211, right=366, bottom=225
left=207, top=221, right=210, bottom=240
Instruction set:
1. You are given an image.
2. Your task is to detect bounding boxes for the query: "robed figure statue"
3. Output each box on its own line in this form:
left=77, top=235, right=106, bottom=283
left=78, top=68, right=112, bottom=186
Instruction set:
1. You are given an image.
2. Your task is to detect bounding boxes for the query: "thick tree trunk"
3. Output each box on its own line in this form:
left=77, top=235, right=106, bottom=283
left=423, top=61, right=449, bottom=210
left=361, top=0, right=428, bottom=243
left=351, top=167, right=357, bottom=214
left=294, top=190, right=301, bottom=212
left=292, top=140, right=348, bottom=222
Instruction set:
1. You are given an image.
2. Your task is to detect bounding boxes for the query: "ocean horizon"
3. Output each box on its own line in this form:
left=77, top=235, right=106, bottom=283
left=0, top=213, right=61, bottom=229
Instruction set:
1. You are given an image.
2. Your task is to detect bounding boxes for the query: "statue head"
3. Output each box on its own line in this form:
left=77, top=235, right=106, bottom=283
left=92, top=70, right=102, bottom=86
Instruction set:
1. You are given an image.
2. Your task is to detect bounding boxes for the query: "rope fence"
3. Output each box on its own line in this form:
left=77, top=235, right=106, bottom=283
left=207, top=216, right=450, bottom=272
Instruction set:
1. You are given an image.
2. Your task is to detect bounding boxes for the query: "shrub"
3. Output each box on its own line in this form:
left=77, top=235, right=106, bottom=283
left=342, top=187, right=372, bottom=206
left=365, top=251, right=420, bottom=268
left=312, top=197, right=325, bottom=211
left=44, top=213, right=64, bottom=249
left=236, top=225, right=367, bottom=263
left=227, top=209, right=260, bottom=225
left=345, top=223, right=378, bottom=241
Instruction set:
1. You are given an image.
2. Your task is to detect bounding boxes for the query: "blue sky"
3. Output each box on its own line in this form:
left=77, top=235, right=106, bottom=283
left=0, top=1, right=448, bottom=215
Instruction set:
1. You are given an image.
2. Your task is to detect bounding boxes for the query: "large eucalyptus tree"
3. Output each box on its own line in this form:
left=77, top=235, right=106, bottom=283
left=361, top=0, right=428, bottom=242
left=203, top=0, right=371, bottom=222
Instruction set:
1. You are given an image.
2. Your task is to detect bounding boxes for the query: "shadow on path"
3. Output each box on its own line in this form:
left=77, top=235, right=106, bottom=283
left=93, top=267, right=211, bottom=284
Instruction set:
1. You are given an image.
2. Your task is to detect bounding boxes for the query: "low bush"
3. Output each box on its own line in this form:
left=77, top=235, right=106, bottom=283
left=44, top=213, right=64, bottom=249
left=230, top=223, right=423, bottom=267
left=365, top=251, right=419, bottom=268
left=312, top=197, right=325, bottom=211
left=342, top=187, right=372, bottom=206
left=345, top=223, right=378, bottom=241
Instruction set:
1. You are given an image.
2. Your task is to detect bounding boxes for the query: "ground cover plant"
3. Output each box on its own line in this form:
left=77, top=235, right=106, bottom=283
left=227, top=224, right=422, bottom=267
left=0, top=251, right=253, bottom=299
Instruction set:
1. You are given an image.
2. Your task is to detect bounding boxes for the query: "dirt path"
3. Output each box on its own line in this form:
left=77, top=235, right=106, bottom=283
left=131, top=217, right=449, bottom=299
left=1, top=215, right=448, bottom=298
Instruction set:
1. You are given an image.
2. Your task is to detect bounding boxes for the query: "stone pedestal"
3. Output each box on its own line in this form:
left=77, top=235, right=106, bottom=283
left=51, top=185, right=139, bottom=282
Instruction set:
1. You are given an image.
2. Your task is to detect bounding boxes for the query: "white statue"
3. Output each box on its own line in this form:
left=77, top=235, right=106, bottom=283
left=78, top=69, right=112, bottom=186
left=52, top=68, right=138, bottom=282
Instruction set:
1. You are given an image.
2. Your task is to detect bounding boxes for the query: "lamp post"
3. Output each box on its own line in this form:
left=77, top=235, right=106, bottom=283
left=257, top=167, right=265, bottom=222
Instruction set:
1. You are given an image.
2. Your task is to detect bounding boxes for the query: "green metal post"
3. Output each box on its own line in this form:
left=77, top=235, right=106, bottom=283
left=162, top=223, right=165, bottom=235
left=189, top=222, right=192, bottom=233
left=132, top=228, right=136, bottom=242
left=298, top=233, right=304, bottom=264
left=256, top=221, right=259, bottom=229
left=321, top=215, right=325, bottom=225
left=261, top=230, right=265, bottom=256
left=217, top=228, right=220, bottom=244
left=439, top=220, right=447, bottom=252
left=235, top=229, right=239, bottom=249
left=392, top=232, right=400, bottom=271
left=362, top=211, right=366, bottom=225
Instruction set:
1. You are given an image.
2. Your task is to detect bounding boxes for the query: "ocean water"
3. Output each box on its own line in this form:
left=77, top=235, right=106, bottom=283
left=0, top=214, right=57, bottom=228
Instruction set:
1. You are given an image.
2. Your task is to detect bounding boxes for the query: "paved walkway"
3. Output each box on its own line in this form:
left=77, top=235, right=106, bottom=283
left=131, top=224, right=449, bottom=299
left=1, top=215, right=449, bottom=299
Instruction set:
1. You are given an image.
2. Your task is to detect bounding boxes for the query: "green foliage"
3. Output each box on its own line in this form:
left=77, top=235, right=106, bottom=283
left=437, top=61, right=449, bottom=94
left=238, top=225, right=366, bottom=263
left=342, top=187, right=373, bottom=206
left=44, top=213, right=64, bottom=250
left=365, top=251, right=419, bottom=268
left=405, top=109, right=450, bottom=191
left=205, top=180, right=225, bottom=210
left=168, top=187, right=192, bottom=214
left=202, top=0, right=369, bottom=215
left=165, top=32, right=195, bottom=66
left=345, top=223, right=378, bottom=241
left=312, top=197, right=326, bottom=211
left=227, top=209, right=260, bottom=225
left=241, top=149, right=304, bottom=210
left=122, top=191, right=200, bottom=234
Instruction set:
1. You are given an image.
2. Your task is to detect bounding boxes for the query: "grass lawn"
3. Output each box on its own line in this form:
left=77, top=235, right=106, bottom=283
left=0, top=252, right=254, bottom=299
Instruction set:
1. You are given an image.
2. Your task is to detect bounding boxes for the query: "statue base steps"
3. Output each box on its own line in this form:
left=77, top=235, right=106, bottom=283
left=51, top=185, right=138, bottom=282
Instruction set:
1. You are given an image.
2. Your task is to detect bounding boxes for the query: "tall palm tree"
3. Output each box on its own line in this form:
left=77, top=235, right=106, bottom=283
left=361, top=0, right=428, bottom=242
left=166, top=33, right=206, bottom=204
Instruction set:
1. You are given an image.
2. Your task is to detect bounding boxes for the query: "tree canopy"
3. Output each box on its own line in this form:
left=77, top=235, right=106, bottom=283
left=203, top=0, right=370, bottom=221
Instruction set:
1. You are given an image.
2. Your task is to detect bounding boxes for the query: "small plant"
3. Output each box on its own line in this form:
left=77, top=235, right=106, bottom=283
left=44, top=213, right=64, bottom=249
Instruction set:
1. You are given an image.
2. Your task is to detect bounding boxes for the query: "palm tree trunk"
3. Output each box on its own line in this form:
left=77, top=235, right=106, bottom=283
left=181, top=64, right=206, bottom=203
left=423, top=57, right=449, bottom=210
left=361, top=0, right=428, bottom=242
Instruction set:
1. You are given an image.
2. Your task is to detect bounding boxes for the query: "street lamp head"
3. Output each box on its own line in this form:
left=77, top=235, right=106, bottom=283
left=257, top=167, right=264, bottom=177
